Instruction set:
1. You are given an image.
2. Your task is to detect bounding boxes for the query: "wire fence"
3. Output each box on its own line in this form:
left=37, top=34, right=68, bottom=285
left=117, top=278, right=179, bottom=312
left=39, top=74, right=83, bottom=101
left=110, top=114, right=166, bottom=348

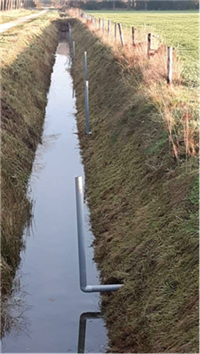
left=67, top=8, right=199, bottom=158
left=68, top=8, right=185, bottom=86
left=67, top=8, right=199, bottom=87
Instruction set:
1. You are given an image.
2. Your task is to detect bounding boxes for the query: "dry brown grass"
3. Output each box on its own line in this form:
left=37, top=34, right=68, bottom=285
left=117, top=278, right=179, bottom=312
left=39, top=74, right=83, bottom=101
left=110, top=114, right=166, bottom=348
left=1, top=12, right=59, bottom=298
left=69, top=18, right=199, bottom=353
left=69, top=9, right=199, bottom=159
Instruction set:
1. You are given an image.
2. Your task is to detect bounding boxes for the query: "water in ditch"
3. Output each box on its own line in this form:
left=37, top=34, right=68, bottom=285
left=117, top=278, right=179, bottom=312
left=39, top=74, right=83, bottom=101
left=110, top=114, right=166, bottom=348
left=2, top=41, right=108, bottom=353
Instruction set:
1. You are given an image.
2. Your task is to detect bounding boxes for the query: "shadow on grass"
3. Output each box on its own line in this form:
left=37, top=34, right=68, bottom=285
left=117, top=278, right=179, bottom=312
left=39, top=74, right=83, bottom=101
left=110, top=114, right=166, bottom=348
left=1, top=17, right=61, bottom=333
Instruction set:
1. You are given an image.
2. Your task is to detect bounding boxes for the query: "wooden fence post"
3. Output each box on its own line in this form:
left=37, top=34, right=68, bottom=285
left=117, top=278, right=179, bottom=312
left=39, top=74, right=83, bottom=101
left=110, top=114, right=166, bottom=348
left=118, top=23, right=124, bottom=46
left=114, top=22, right=117, bottom=41
left=99, top=18, right=101, bottom=30
left=132, top=27, right=135, bottom=45
left=108, top=20, right=111, bottom=36
left=147, top=33, right=152, bottom=59
left=167, top=46, right=173, bottom=84
left=102, top=18, right=105, bottom=33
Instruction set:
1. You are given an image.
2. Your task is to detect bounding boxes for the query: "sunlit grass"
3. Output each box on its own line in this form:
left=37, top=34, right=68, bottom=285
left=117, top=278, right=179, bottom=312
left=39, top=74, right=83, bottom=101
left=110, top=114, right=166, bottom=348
left=87, top=10, right=199, bottom=84
left=0, top=9, right=40, bottom=24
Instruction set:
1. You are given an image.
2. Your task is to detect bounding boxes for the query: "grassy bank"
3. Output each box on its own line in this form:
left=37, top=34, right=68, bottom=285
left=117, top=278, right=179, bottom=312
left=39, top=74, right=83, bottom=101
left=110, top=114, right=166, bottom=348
left=1, top=12, right=59, bottom=296
left=70, top=19, right=199, bottom=353
left=87, top=10, right=199, bottom=84
left=0, top=9, right=40, bottom=24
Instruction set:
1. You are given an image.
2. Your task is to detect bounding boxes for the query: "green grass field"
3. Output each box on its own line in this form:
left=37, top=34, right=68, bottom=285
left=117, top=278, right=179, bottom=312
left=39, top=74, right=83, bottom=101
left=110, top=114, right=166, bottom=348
left=87, top=11, right=199, bottom=84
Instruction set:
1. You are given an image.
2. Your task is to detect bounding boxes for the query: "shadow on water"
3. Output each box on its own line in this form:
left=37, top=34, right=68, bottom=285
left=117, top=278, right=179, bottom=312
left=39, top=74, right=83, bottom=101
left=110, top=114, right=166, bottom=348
left=2, top=30, right=108, bottom=353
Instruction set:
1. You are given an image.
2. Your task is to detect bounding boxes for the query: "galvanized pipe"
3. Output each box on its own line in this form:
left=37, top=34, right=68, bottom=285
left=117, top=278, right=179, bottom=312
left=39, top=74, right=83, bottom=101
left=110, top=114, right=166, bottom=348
left=72, top=41, right=75, bottom=65
left=84, top=80, right=90, bottom=135
left=84, top=51, right=87, bottom=81
left=75, top=176, right=123, bottom=293
left=69, top=24, right=72, bottom=42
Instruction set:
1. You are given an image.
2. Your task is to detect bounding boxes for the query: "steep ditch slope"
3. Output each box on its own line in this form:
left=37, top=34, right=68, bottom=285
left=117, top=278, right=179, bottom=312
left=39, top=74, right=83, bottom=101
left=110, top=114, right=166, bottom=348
left=70, top=19, right=199, bottom=353
left=1, top=13, right=59, bottom=296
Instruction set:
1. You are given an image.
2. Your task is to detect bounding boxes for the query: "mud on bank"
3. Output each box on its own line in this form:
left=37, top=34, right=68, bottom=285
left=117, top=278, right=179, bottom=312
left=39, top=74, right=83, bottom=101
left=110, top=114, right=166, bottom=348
left=1, top=13, right=60, bottom=297
left=70, top=19, right=199, bottom=353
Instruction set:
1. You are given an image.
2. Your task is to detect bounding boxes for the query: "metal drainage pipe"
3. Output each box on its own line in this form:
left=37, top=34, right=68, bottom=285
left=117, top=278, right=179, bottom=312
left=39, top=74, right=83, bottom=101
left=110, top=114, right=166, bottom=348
left=75, top=176, right=123, bottom=293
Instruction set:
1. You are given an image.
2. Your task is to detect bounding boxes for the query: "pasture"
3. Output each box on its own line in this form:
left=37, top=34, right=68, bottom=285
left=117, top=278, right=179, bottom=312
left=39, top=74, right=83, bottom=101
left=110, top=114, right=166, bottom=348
left=87, top=10, right=199, bottom=84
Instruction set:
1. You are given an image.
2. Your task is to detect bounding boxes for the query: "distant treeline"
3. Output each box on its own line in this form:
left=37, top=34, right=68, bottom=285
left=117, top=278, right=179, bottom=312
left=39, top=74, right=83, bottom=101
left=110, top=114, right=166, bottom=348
left=0, top=0, right=21, bottom=11
left=0, top=0, right=36, bottom=10
left=69, top=0, right=199, bottom=11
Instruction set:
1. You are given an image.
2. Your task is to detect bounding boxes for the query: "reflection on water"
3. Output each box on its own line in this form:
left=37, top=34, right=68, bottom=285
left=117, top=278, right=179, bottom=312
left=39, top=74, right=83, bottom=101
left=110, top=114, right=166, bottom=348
left=78, top=313, right=102, bottom=354
left=2, top=41, right=107, bottom=353
left=2, top=277, right=31, bottom=341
